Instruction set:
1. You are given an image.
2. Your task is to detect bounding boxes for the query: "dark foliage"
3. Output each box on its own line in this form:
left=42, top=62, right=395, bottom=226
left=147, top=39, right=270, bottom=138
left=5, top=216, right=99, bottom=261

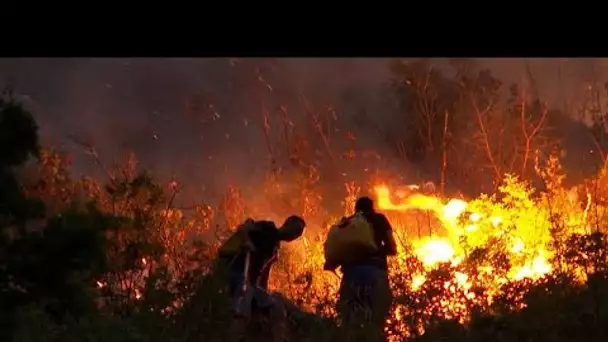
left=3, top=60, right=608, bottom=342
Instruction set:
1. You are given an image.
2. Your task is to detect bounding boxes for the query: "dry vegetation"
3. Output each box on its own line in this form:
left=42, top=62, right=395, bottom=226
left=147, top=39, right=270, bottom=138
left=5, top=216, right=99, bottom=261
left=5, top=59, right=608, bottom=342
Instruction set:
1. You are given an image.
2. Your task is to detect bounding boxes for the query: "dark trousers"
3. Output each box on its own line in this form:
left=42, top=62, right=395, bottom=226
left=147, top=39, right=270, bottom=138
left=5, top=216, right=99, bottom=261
left=338, top=264, right=392, bottom=341
left=225, top=266, right=286, bottom=342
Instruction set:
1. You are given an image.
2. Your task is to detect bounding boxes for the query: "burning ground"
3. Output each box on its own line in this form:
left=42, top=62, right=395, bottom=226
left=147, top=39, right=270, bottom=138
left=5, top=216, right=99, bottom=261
left=16, top=145, right=608, bottom=341
left=263, top=156, right=608, bottom=340
left=6, top=58, right=608, bottom=341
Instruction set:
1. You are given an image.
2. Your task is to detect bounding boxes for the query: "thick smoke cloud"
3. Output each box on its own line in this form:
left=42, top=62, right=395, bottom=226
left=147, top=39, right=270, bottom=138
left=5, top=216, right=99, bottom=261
left=0, top=58, right=606, bottom=205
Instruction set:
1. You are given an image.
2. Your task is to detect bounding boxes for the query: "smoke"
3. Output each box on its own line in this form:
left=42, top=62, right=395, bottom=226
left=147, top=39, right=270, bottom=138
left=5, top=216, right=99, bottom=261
left=1, top=58, right=607, bottom=207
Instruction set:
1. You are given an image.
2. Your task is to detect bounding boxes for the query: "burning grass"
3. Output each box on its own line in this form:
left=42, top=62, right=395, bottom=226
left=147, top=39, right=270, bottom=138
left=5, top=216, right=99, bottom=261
left=21, top=149, right=608, bottom=341
left=244, top=155, right=608, bottom=339
left=9, top=61, right=608, bottom=341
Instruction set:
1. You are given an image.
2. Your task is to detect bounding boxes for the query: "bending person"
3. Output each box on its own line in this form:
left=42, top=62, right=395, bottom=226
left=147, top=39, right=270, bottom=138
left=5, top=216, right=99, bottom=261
left=218, top=215, right=306, bottom=342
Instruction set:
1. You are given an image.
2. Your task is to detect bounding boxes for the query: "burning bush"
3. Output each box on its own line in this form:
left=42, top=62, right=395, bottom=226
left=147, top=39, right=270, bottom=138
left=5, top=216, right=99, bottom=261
left=9, top=143, right=608, bottom=341
left=6, top=59, right=608, bottom=342
left=254, top=155, right=608, bottom=340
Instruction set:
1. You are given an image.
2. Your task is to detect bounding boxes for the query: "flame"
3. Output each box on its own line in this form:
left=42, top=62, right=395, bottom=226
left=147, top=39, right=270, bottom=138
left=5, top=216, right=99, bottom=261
left=415, top=239, right=456, bottom=267
left=511, top=239, right=525, bottom=254
left=411, top=274, right=426, bottom=290
left=373, top=184, right=554, bottom=283
left=443, top=199, right=468, bottom=221
left=511, top=251, right=552, bottom=281
left=253, top=174, right=595, bottom=338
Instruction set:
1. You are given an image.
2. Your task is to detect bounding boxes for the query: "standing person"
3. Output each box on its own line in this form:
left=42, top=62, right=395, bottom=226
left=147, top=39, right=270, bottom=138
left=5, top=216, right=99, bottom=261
left=217, top=215, right=306, bottom=342
left=326, top=196, right=397, bottom=341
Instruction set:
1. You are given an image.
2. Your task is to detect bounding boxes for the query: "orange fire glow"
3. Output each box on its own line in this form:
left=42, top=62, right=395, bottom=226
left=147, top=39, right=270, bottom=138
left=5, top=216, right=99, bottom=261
left=262, top=173, right=596, bottom=337
left=373, top=184, right=553, bottom=283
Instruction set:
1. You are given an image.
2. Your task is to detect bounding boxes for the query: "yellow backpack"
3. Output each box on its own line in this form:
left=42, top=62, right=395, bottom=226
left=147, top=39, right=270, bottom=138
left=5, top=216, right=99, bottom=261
left=324, top=212, right=378, bottom=267
left=218, top=229, right=248, bottom=258
left=218, top=219, right=257, bottom=258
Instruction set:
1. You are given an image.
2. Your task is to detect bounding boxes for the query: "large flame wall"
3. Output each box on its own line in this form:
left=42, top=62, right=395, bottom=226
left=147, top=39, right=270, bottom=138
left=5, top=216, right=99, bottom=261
left=268, top=172, right=601, bottom=337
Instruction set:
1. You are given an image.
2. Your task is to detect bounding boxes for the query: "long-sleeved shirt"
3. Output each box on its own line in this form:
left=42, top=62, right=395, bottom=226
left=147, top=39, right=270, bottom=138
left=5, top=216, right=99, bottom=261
left=228, top=220, right=280, bottom=289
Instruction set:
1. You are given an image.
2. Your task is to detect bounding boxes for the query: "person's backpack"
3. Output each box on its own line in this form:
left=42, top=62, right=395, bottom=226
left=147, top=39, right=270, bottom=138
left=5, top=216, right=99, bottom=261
left=218, top=230, right=248, bottom=258
left=218, top=220, right=256, bottom=258
left=324, top=212, right=378, bottom=267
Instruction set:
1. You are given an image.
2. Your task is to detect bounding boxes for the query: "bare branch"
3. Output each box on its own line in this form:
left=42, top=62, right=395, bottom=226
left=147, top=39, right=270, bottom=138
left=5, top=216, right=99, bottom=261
left=519, top=82, right=549, bottom=175
left=440, top=109, right=449, bottom=195
left=66, top=134, right=116, bottom=185
left=259, top=100, right=277, bottom=174
left=300, top=94, right=340, bottom=175
left=470, top=93, right=501, bottom=182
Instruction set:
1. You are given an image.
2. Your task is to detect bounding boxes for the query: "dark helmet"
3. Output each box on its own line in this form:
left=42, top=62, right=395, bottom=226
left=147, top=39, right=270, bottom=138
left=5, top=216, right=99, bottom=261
left=277, top=215, right=306, bottom=242
left=355, top=196, right=375, bottom=213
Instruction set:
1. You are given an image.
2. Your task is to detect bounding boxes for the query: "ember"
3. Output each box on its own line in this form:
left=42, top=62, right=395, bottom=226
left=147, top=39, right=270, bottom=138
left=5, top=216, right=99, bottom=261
left=267, top=170, right=597, bottom=337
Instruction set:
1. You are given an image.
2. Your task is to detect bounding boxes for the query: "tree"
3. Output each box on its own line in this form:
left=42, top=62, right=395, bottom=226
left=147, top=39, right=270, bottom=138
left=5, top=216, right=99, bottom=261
left=0, top=93, right=119, bottom=340
left=389, top=59, right=459, bottom=167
